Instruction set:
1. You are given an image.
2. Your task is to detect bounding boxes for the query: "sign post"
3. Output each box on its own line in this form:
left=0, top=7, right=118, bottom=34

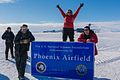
left=31, top=42, right=94, bottom=79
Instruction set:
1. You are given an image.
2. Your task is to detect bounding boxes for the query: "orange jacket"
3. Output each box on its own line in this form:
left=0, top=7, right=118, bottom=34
left=58, top=6, right=81, bottom=28
left=78, top=31, right=98, bottom=55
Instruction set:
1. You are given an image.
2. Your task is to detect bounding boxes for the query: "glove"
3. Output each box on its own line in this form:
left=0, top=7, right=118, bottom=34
left=20, top=39, right=29, bottom=44
left=80, top=3, right=84, bottom=8
left=56, top=4, right=60, bottom=8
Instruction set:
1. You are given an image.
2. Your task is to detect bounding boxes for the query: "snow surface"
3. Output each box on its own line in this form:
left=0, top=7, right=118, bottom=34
left=0, top=23, right=120, bottom=80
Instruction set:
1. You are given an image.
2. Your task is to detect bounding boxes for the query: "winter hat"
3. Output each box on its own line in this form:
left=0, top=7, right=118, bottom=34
left=84, top=26, right=90, bottom=30
left=67, top=9, right=73, bottom=14
left=7, top=27, right=11, bottom=29
left=22, top=24, right=28, bottom=28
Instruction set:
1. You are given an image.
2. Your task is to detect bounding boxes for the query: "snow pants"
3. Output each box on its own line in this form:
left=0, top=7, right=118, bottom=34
left=5, top=42, right=14, bottom=59
left=15, top=51, right=27, bottom=77
left=62, top=28, right=74, bottom=42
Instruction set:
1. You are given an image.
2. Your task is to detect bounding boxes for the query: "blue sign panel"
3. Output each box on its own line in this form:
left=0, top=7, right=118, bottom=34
left=31, top=42, right=94, bottom=80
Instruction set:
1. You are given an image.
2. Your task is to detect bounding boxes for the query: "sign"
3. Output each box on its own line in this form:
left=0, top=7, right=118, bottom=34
left=31, top=42, right=94, bottom=79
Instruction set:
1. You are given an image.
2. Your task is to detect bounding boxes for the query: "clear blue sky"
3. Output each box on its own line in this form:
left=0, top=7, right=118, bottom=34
left=0, top=0, right=120, bottom=23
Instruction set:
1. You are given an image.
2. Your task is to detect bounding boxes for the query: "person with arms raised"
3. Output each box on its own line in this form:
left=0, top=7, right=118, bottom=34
left=57, top=3, right=84, bottom=41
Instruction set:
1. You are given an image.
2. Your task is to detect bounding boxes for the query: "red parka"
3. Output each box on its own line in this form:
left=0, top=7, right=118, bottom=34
left=78, top=31, right=98, bottom=55
left=58, top=6, right=81, bottom=28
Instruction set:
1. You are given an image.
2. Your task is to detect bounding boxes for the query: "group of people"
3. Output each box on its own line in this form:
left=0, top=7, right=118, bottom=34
left=2, top=24, right=35, bottom=80
left=1, top=3, right=98, bottom=80
left=57, top=3, right=98, bottom=55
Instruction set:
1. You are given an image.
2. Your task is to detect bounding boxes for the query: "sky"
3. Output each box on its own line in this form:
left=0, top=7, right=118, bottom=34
left=0, top=0, right=120, bottom=23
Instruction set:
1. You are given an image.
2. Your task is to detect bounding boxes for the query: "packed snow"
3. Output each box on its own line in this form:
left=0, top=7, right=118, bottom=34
left=0, top=22, right=120, bottom=80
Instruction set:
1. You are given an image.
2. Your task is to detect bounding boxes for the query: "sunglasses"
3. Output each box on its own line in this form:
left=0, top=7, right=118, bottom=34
left=68, top=11, right=72, bottom=13
left=84, top=29, right=89, bottom=31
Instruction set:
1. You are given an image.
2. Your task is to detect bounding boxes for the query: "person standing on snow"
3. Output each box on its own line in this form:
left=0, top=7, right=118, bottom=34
left=57, top=3, right=84, bottom=41
left=78, top=26, right=98, bottom=56
left=1, top=27, right=15, bottom=60
left=14, top=24, right=35, bottom=80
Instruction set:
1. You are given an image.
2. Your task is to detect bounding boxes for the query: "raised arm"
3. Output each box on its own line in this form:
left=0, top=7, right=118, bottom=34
left=73, top=3, right=84, bottom=19
left=57, top=5, right=66, bottom=18
left=1, top=31, right=7, bottom=40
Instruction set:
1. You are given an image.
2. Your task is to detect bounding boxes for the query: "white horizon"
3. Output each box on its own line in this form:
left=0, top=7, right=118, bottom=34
left=0, top=21, right=120, bottom=26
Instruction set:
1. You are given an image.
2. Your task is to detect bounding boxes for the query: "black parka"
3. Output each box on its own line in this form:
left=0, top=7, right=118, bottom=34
left=2, top=30, right=15, bottom=43
left=14, top=29, right=35, bottom=53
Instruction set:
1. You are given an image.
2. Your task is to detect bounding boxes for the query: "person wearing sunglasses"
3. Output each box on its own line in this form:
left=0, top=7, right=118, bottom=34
left=77, top=26, right=98, bottom=56
left=14, top=24, right=35, bottom=80
left=57, top=3, right=84, bottom=42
